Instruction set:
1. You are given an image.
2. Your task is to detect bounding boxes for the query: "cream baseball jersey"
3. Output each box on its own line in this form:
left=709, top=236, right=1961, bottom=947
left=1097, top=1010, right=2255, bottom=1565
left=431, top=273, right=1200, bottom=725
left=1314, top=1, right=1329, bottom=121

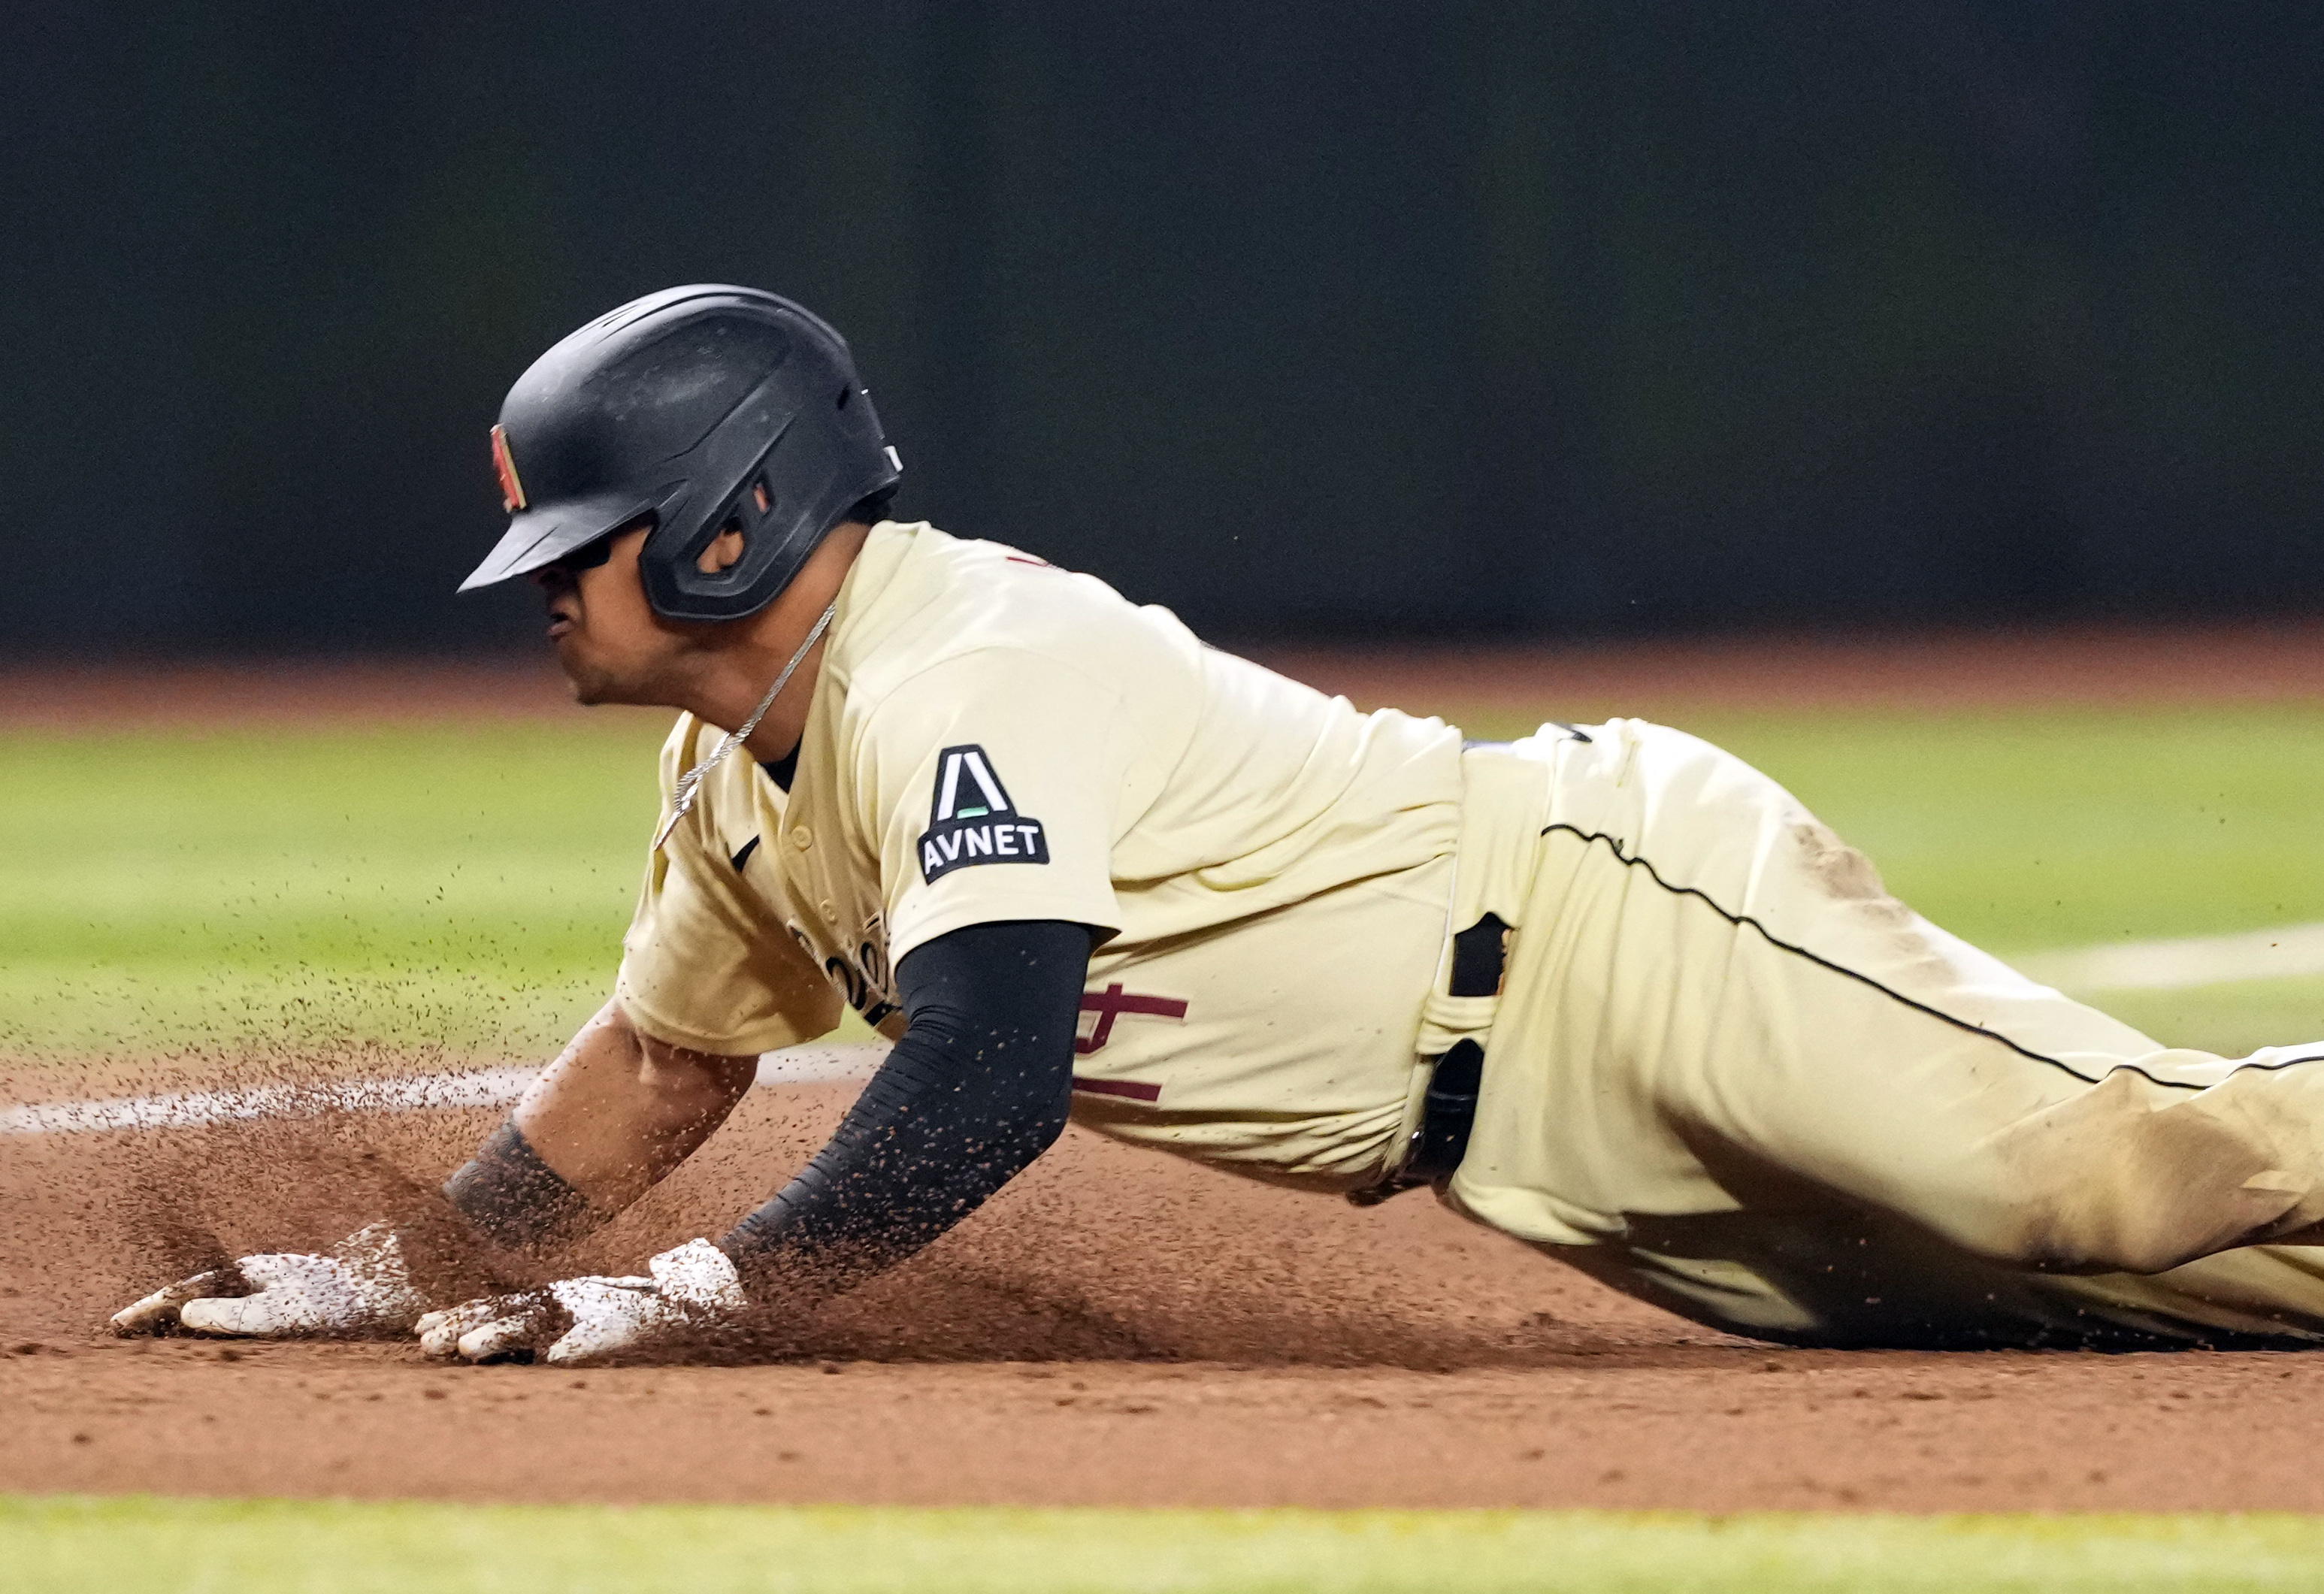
left=616, top=522, right=1464, bottom=1190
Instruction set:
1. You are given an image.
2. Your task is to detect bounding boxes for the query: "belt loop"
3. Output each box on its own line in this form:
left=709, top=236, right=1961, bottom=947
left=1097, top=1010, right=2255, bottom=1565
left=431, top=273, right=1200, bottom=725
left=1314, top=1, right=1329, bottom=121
left=1357, top=740, right=1553, bottom=1206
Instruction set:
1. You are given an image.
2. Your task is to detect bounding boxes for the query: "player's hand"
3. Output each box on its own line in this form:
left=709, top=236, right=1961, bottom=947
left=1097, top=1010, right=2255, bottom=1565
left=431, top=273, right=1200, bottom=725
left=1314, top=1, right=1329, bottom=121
left=109, top=1220, right=429, bottom=1338
left=415, top=1238, right=746, bottom=1366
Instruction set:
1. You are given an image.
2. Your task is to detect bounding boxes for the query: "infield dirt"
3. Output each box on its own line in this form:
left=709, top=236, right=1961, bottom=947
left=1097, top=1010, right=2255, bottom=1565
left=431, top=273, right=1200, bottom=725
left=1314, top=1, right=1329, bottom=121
left=11, top=629, right=2324, bottom=1514
left=8, top=1072, right=2324, bottom=1514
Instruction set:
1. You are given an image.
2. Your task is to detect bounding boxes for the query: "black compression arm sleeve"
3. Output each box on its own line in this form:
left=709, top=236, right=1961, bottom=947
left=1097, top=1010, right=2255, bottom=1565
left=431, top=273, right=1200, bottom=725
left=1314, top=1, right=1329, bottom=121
left=716, top=919, right=1091, bottom=1299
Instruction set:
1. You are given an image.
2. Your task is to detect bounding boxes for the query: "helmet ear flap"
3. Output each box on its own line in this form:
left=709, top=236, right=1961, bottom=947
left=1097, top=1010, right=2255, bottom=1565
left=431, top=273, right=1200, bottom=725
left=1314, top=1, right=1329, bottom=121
left=645, top=436, right=798, bottom=608
left=703, top=471, right=779, bottom=576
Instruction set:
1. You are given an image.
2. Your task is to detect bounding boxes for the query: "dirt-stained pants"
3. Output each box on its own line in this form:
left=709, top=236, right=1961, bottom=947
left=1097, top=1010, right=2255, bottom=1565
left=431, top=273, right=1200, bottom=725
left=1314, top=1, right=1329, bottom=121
left=1446, top=719, right=2324, bottom=1347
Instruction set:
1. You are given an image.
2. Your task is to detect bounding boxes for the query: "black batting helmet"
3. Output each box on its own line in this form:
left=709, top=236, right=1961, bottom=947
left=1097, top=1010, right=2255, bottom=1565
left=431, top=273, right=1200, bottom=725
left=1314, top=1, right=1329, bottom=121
left=458, top=284, right=902, bottom=622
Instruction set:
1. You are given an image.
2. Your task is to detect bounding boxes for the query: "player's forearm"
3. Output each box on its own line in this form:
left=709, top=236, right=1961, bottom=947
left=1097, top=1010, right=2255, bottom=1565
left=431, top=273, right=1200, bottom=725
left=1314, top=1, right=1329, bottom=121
left=717, top=919, right=1089, bottom=1300
left=443, top=1000, right=758, bottom=1254
left=511, top=1000, right=760, bottom=1205
left=719, top=1024, right=1070, bottom=1295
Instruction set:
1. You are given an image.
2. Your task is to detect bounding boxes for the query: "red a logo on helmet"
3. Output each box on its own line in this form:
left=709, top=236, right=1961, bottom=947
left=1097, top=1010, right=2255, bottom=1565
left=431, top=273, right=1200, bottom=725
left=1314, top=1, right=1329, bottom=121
left=491, top=425, right=527, bottom=513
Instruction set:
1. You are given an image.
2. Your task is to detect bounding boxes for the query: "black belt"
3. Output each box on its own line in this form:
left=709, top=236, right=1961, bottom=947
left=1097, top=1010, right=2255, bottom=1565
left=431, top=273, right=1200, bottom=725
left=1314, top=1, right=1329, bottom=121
left=1347, top=907, right=1508, bottom=1207
left=1347, top=1037, right=1484, bottom=1207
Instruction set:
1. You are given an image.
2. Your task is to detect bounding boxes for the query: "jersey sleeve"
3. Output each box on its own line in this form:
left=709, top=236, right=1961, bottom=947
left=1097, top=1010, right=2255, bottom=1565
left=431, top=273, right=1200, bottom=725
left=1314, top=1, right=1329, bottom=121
left=614, top=715, right=844, bottom=1055
left=857, top=651, right=1134, bottom=964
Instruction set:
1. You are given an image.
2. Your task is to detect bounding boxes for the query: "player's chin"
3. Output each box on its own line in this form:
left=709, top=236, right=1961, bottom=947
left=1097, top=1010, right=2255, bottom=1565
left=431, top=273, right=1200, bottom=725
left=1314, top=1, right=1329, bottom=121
left=551, top=641, right=616, bottom=706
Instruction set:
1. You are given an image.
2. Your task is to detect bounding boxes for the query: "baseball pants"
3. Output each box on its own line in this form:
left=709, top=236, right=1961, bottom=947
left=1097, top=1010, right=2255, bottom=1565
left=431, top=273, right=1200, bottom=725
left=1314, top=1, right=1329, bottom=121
left=1446, top=719, right=2324, bottom=1347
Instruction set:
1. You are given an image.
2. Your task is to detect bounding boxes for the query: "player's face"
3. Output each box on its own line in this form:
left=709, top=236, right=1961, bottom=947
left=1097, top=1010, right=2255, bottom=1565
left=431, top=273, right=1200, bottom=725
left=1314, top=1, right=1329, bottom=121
left=531, top=525, right=680, bottom=706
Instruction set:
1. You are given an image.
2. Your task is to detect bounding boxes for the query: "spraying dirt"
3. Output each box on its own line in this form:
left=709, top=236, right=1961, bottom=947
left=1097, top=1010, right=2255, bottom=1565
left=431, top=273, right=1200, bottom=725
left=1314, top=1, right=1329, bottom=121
left=10, top=1069, right=2324, bottom=1511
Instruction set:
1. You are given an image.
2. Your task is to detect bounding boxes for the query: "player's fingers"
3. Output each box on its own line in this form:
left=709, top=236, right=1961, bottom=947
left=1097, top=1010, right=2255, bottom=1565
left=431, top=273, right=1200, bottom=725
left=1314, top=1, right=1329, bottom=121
left=416, top=1299, right=507, bottom=1360
left=178, top=1289, right=304, bottom=1337
left=108, top=1269, right=244, bottom=1336
left=455, top=1312, right=546, bottom=1363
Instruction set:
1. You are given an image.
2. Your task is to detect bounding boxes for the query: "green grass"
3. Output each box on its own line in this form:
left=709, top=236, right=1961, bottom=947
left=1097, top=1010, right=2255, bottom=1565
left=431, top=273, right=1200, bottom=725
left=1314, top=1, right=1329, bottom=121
left=12, top=1498, right=2324, bottom=1593
left=0, top=719, right=668, bottom=1058
left=1451, top=703, right=2324, bottom=953
left=1661, top=706, right=2324, bottom=953
left=6, top=702, right=2324, bottom=1060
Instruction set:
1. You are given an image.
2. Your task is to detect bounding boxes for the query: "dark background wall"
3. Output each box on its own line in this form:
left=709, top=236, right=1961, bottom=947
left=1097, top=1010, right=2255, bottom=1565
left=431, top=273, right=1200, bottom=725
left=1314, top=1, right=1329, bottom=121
left=6, top=2, right=2322, bottom=655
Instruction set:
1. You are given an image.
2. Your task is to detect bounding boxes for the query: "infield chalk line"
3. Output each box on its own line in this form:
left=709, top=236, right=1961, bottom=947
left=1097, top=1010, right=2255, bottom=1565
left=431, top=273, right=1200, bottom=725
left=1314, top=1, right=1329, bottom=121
left=2014, top=921, right=2324, bottom=994
left=0, top=1040, right=889, bottom=1138
left=13, top=921, right=2324, bottom=1136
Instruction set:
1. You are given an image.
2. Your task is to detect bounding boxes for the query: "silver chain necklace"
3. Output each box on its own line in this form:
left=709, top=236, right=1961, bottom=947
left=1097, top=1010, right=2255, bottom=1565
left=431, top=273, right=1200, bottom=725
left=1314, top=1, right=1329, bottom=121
left=654, top=600, right=837, bottom=851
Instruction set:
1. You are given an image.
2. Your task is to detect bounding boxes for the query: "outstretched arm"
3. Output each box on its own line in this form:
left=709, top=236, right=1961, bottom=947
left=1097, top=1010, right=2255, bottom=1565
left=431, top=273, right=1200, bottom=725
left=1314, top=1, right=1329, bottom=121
left=716, top=918, right=1092, bottom=1299
left=443, top=1001, right=760, bottom=1255
left=418, top=918, right=1092, bottom=1364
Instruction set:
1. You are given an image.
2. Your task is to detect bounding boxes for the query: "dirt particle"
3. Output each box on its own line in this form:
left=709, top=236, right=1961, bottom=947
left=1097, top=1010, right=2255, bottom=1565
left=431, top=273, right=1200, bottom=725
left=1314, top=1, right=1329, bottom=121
left=818, top=1361, right=843, bottom=1375
left=69, top=1433, right=90, bottom=1445
left=422, top=1388, right=447, bottom=1401
left=752, top=1408, right=771, bottom=1417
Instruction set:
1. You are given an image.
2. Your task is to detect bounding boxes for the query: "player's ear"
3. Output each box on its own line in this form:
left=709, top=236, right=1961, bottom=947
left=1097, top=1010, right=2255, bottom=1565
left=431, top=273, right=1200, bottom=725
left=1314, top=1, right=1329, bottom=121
left=695, top=518, right=748, bottom=576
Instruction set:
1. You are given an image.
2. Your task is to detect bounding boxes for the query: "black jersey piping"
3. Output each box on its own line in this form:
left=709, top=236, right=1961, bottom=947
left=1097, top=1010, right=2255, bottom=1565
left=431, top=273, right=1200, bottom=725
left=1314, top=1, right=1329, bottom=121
left=1540, top=822, right=2324, bottom=1092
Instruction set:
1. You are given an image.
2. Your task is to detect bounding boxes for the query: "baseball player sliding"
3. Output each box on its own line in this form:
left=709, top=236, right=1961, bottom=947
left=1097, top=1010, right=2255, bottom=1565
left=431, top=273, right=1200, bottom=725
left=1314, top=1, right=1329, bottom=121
left=113, top=285, right=2324, bottom=1363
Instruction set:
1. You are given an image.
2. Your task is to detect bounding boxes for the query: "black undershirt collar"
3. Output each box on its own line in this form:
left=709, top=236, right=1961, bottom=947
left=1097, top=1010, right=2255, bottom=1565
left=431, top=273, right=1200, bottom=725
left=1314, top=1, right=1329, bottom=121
left=759, top=744, right=800, bottom=791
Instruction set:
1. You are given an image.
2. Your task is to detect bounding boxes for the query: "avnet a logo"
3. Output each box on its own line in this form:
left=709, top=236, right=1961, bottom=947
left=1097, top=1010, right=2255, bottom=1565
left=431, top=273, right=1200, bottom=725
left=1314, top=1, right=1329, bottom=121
left=918, top=744, right=1051, bottom=883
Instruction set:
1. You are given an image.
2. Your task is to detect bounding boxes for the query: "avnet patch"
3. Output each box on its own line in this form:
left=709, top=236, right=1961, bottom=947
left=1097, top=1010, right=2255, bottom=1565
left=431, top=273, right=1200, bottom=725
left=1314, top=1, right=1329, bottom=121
left=918, top=744, right=1051, bottom=882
